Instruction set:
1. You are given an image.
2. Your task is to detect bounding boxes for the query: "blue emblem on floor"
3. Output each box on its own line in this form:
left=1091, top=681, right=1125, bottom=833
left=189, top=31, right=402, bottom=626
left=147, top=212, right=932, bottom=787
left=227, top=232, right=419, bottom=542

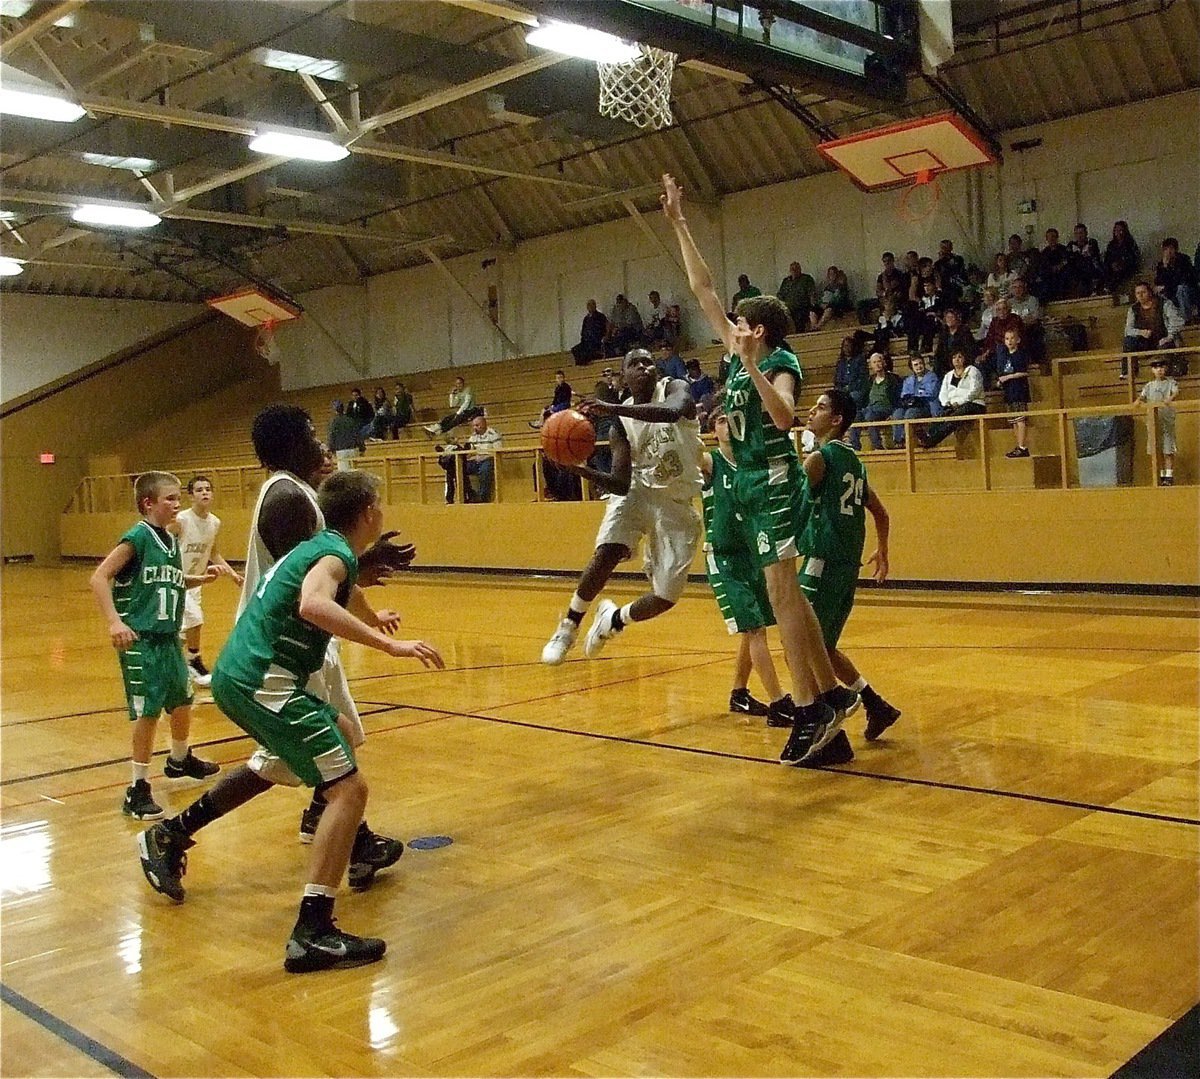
left=408, top=835, right=453, bottom=850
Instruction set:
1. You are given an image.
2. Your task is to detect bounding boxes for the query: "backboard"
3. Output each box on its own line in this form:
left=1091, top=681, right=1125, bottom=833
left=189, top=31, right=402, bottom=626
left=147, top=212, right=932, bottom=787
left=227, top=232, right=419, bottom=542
left=206, top=286, right=302, bottom=327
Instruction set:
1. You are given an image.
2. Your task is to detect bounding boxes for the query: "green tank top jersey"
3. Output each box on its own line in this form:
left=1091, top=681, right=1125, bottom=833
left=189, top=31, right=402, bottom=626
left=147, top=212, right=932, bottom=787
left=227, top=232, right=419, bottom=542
left=216, top=529, right=357, bottom=689
left=799, top=440, right=870, bottom=565
left=701, top=449, right=743, bottom=555
left=722, top=346, right=803, bottom=472
left=113, top=521, right=187, bottom=635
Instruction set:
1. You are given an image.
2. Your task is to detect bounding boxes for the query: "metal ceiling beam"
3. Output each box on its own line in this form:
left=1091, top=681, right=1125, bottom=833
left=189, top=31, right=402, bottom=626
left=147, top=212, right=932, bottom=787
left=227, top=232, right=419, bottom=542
left=0, top=1, right=88, bottom=59
left=352, top=139, right=607, bottom=190
left=169, top=156, right=289, bottom=204
left=300, top=72, right=350, bottom=135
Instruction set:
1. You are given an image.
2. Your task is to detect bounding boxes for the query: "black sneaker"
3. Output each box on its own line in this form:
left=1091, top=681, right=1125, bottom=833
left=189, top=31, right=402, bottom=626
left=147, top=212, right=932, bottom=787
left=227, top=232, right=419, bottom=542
left=1005, top=446, right=1030, bottom=459
left=138, top=822, right=194, bottom=902
left=765, top=694, right=795, bottom=728
left=299, top=800, right=325, bottom=844
left=800, top=730, right=855, bottom=768
left=822, top=685, right=861, bottom=721
left=122, top=780, right=163, bottom=820
left=864, top=699, right=902, bottom=741
left=729, top=688, right=770, bottom=717
left=284, top=921, right=387, bottom=973
left=163, top=751, right=220, bottom=780
left=348, top=823, right=404, bottom=892
left=780, top=701, right=835, bottom=765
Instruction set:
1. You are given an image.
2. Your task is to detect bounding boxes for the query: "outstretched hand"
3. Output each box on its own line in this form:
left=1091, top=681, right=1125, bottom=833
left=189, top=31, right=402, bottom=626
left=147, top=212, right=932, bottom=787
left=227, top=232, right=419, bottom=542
left=660, top=173, right=685, bottom=222
left=864, top=549, right=889, bottom=583
left=359, top=531, right=417, bottom=586
left=387, top=639, right=445, bottom=670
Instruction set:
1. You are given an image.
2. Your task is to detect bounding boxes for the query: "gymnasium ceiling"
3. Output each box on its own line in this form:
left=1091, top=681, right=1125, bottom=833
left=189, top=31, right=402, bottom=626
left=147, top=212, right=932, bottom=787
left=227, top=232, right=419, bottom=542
left=0, top=0, right=1196, bottom=304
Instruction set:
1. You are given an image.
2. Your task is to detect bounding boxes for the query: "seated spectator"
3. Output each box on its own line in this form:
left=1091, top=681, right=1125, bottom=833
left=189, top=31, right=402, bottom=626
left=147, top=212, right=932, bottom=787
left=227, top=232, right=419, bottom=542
left=1104, top=220, right=1141, bottom=297
left=730, top=273, right=761, bottom=311
left=1068, top=223, right=1104, bottom=296
left=960, top=266, right=986, bottom=318
left=932, top=306, right=977, bottom=378
left=908, top=257, right=937, bottom=305
left=891, top=353, right=941, bottom=448
left=986, top=252, right=1018, bottom=298
left=976, top=287, right=1001, bottom=339
left=328, top=400, right=364, bottom=470
left=589, top=380, right=622, bottom=476
left=777, top=261, right=816, bottom=333
left=365, top=386, right=392, bottom=442
left=995, top=326, right=1032, bottom=458
left=1034, top=228, right=1073, bottom=302
left=1154, top=238, right=1198, bottom=323
left=346, top=387, right=373, bottom=434
left=858, top=251, right=907, bottom=324
left=934, top=239, right=968, bottom=303
left=464, top=414, right=502, bottom=503
left=605, top=294, right=644, bottom=356
left=850, top=352, right=902, bottom=451
left=662, top=303, right=684, bottom=350
left=644, top=290, right=667, bottom=346
left=424, top=375, right=483, bottom=436
left=685, top=358, right=715, bottom=402
left=812, top=265, right=851, bottom=328
left=1006, top=233, right=1038, bottom=281
left=979, top=297, right=1023, bottom=386
left=872, top=294, right=906, bottom=353
left=908, top=276, right=944, bottom=355
left=656, top=344, right=688, bottom=381
left=390, top=381, right=413, bottom=439
left=1123, top=280, right=1185, bottom=378
left=436, top=438, right=465, bottom=504
left=1007, top=277, right=1045, bottom=366
left=833, top=335, right=869, bottom=412
left=528, top=370, right=574, bottom=429
left=571, top=300, right=609, bottom=365
left=920, top=350, right=987, bottom=448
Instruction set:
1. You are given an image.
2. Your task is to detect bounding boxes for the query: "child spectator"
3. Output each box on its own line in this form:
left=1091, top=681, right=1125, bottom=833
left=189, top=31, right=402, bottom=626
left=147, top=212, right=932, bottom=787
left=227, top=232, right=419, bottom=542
left=872, top=294, right=906, bottom=354
left=908, top=276, right=944, bottom=355
left=995, top=326, right=1032, bottom=458
left=1138, top=357, right=1180, bottom=486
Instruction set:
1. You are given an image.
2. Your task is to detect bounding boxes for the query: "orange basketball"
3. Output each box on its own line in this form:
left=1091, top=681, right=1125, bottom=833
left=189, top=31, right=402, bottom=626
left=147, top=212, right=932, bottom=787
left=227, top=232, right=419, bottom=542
left=541, top=409, right=596, bottom=467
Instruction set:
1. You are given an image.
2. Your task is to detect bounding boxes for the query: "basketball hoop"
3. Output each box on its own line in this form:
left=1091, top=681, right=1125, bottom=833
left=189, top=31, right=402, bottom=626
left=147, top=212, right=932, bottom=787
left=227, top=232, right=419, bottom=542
left=253, top=319, right=282, bottom=364
left=898, top=168, right=941, bottom=224
left=597, top=45, right=677, bottom=131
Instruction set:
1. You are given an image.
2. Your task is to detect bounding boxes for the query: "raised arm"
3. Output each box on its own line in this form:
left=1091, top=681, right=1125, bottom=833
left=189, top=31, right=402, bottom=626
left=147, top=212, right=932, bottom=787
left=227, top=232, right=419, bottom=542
left=594, top=378, right=696, bottom=424
left=661, top=174, right=737, bottom=354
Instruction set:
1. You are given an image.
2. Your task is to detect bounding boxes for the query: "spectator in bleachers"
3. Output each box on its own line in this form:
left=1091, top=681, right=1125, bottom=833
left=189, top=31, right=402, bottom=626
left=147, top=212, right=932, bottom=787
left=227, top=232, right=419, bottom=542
left=656, top=343, right=688, bottom=381
left=730, top=273, right=761, bottom=309
left=1123, top=280, right=1185, bottom=378
left=1034, top=228, right=1073, bottom=302
left=1068, top=223, right=1104, bottom=295
left=850, top=352, right=902, bottom=450
left=909, top=276, right=944, bottom=355
left=986, top=252, right=1017, bottom=298
left=347, top=387, right=374, bottom=434
left=995, top=326, right=1032, bottom=458
left=891, top=353, right=941, bottom=448
left=908, top=256, right=937, bottom=305
left=423, top=375, right=483, bottom=436
left=1007, top=276, right=1045, bottom=367
left=571, top=300, right=609, bottom=365
left=920, top=349, right=987, bottom=448
left=777, top=261, right=816, bottom=333
left=589, top=379, right=621, bottom=476
left=872, top=294, right=906, bottom=354
left=528, top=370, right=574, bottom=430
left=365, top=387, right=392, bottom=443
left=834, top=334, right=869, bottom=413
left=644, top=290, right=667, bottom=346
left=858, top=251, right=900, bottom=324
left=961, top=266, right=986, bottom=318
left=900, top=250, right=920, bottom=295
left=1103, top=220, right=1141, bottom=297
left=934, top=239, right=968, bottom=303
left=932, top=306, right=977, bottom=378
left=328, top=400, right=364, bottom=470
left=1138, top=357, right=1180, bottom=486
left=464, top=415, right=502, bottom=503
left=1006, top=233, right=1038, bottom=281
left=606, top=294, right=644, bottom=357
left=684, top=358, right=715, bottom=404
left=976, top=286, right=1000, bottom=339
left=1154, top=238, right=1198, bottom=323
left=979, top=297, right=1022, bottom=386
left=662, top=303, right=684, bottom=350
left=813, top=265, right=851, bottom=329
left=390, top=382, right=413, bottom=439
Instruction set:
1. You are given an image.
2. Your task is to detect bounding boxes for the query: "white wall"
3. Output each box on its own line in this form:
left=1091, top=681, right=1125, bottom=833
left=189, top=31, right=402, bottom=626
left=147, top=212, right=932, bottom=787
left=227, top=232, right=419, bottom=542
left=0, top=294, right=201, bottom=404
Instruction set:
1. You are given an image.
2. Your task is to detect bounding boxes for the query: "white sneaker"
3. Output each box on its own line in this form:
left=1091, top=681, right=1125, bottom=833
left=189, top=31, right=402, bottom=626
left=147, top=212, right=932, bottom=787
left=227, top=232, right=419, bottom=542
left=583, top=599, right=620, bottom=658
left=423, top=423, right=440, bottom=436
left=541, top=618, right=579, bottom=665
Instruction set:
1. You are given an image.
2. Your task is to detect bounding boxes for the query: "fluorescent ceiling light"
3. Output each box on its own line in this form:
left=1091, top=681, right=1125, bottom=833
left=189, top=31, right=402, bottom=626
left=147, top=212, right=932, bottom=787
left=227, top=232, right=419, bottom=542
left=72, top=204, right=161, bottom=229
left=249, top=131, right=349, bottom=162
left=526, top=20, right=639, bottom=63
left=0, top=257, right=24, bottom=276
left=0, top=2, right=36, bottom=17
left=0, top=86, right=86, bottom=122
left=0, top=209, right=17, bottom=220
left=251, top=48, right=349, bottom=82
left=80, top=152, right=158, bottom=172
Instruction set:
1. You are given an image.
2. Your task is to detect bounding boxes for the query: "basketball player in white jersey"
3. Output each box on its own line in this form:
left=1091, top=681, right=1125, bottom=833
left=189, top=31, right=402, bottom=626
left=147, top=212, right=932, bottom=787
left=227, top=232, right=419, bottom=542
left=542, top=348, right=704, bottom=663
left=175, top=475, right=242, bottom=686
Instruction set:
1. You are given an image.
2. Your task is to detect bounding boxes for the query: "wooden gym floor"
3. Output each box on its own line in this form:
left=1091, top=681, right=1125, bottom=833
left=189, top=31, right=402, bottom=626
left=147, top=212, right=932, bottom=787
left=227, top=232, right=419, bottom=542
left=1, top=565, right=1197, bottom=1078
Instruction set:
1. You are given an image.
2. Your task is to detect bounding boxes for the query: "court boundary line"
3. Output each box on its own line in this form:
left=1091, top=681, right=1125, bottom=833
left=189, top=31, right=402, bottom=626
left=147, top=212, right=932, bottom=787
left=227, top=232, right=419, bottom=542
left=0, top=982, right=156, bottom=1079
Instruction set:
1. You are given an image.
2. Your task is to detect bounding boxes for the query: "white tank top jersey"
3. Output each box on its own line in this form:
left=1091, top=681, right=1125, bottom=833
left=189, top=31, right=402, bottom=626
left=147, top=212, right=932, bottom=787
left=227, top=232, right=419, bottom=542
left=237, top=471, right=324, bottom=619
left=175, top=508, right=221, bottom=577
left=619, top=378, right=704, bottom=501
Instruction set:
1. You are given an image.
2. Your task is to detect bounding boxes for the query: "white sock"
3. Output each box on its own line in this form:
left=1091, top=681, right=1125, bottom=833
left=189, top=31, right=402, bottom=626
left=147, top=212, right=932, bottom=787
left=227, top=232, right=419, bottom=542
left=303, top=883, right=337, bottom=898
left=618, top=602, right=635, bottom=626
left=169, top=739, right=189, bottom=762
left=1164, top=468, right=1173, bottom=477
left=569, top=593, right=590, bottom=616
left=131, top=761, right=150, bottom=783
left=849, top=677, right=867, bottom=692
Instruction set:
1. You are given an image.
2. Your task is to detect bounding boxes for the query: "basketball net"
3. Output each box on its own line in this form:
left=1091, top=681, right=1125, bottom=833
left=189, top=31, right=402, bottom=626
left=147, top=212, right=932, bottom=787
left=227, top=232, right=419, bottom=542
left=253, top=319, right=281, bottom=364
left=597, top=45, right=677, bottom=131
left=898, top=168, right=941, bottom=225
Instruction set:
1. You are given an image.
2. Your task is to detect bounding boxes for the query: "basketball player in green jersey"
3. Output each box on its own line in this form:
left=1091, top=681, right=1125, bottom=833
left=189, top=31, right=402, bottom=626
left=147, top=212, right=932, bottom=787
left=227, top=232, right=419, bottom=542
left=140, top=471, right=444, bottom=973
left=90, top=472, right=221, bottom=820
left=796, top=390, right=901, bottom=765
left=662, top=172, right=855, bottom=763
left=701, top=412, right=789, bottom=725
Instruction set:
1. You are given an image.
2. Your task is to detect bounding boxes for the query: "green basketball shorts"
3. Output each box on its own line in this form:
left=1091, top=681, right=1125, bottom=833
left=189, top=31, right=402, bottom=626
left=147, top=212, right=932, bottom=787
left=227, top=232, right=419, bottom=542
left=119, top=633, right=193, bottom=721
left=798, top=556, right=861, bottom=651
left=705, top=547, right=775, bottom=634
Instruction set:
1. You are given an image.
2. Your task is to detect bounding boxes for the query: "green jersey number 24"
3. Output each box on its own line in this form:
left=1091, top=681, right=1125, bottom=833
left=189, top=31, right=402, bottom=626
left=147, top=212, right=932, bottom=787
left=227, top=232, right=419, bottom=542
left=839, top=473, right=864, bottom=516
